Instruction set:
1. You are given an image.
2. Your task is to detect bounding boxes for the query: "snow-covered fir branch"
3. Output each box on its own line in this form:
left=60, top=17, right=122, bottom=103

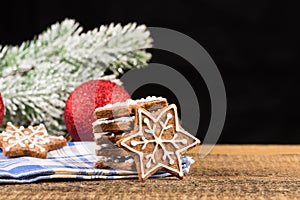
left=0, top=19, right=152, bottom=134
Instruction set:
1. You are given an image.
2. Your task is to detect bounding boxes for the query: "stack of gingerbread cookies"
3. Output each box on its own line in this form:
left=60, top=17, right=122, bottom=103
left=93, top=96, right=200, bottom=181
left=93, top=96, right=168, bottom=170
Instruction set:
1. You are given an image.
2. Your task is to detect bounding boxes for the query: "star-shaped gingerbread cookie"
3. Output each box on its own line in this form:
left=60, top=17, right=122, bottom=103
left=0, top=122, right=67, bottom=159
left=117, top=104, right=200, bottom=181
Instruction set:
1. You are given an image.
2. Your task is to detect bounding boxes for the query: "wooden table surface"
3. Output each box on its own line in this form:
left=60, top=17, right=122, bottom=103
left=1, top=145, right=299, bottom=200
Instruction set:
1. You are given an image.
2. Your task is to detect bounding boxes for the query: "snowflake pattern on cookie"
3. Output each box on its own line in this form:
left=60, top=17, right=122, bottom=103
left=119, top=104, right=200, bottom=181
left=0, top=122, right=67, bottom=158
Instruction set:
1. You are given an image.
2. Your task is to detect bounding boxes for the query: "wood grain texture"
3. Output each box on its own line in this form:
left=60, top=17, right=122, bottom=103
left=1, top=145, right=299, bottom=200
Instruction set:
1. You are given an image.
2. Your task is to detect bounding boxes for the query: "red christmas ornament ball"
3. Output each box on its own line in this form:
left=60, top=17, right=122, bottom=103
left=0, top=94, right=4, bottom=126
left=64, top=80, right=131, bottom=141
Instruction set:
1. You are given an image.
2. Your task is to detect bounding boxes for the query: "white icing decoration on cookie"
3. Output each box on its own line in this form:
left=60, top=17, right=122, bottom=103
left=97, top=99, right=133, bottom=109
left=125, top=158, right=134, bottom=163
left=133, top=96, right=166, bottom=104
left=92, top=116, right=134, bottom=126
left=130, top=110, right=177, bottom=167
left=96, top=156, right=107, bottom=161
left=93, top=132, right=111, bottom=139
left=96, top=155, right=135, bottom=164
left=95, top=143, right=112, bottom=150
left=95, top=96, right=166, bottom=110
left=120, top=104, right=201, bottom=180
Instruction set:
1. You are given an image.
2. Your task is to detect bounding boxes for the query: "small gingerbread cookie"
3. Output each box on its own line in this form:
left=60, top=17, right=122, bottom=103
left=94, top=156, right=136, bottom=171
left=117, top=104, right=200, bottom=181
left=94, top=96, right=168, bottom=119
left=95, top=147, right=134, bottom=157
left=0, top=122, right=67, bottom=159
left=94, top=132, right=128, bottom=145
left=92, top=117, right=134, bottom=132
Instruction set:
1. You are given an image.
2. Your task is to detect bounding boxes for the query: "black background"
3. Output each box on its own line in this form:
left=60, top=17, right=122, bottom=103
left=1, top=0, right=299, bottom=143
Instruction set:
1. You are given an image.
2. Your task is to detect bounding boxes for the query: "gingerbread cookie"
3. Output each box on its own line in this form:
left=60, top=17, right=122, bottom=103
left=117, top=104, right=200, bottom=181
left=94, top=132, right=127, bottom=145
left=95, top=147, right=133, bottom=157
left=0, top=122, right=67, bottom=159
left=94, top=96, right=168, bottom=119
left=94, top=157, right=136, bottom=171
left=92, top=117, right=134, bottom=132
left=94, top=156, right=136, bottom=171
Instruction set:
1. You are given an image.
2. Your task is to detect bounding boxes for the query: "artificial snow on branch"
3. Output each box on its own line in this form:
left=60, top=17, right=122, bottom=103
left=0, top=19, right=152, bottom=134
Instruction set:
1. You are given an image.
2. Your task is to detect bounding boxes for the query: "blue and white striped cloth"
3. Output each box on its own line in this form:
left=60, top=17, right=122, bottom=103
left=0, top=142, right=194, bottom=183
